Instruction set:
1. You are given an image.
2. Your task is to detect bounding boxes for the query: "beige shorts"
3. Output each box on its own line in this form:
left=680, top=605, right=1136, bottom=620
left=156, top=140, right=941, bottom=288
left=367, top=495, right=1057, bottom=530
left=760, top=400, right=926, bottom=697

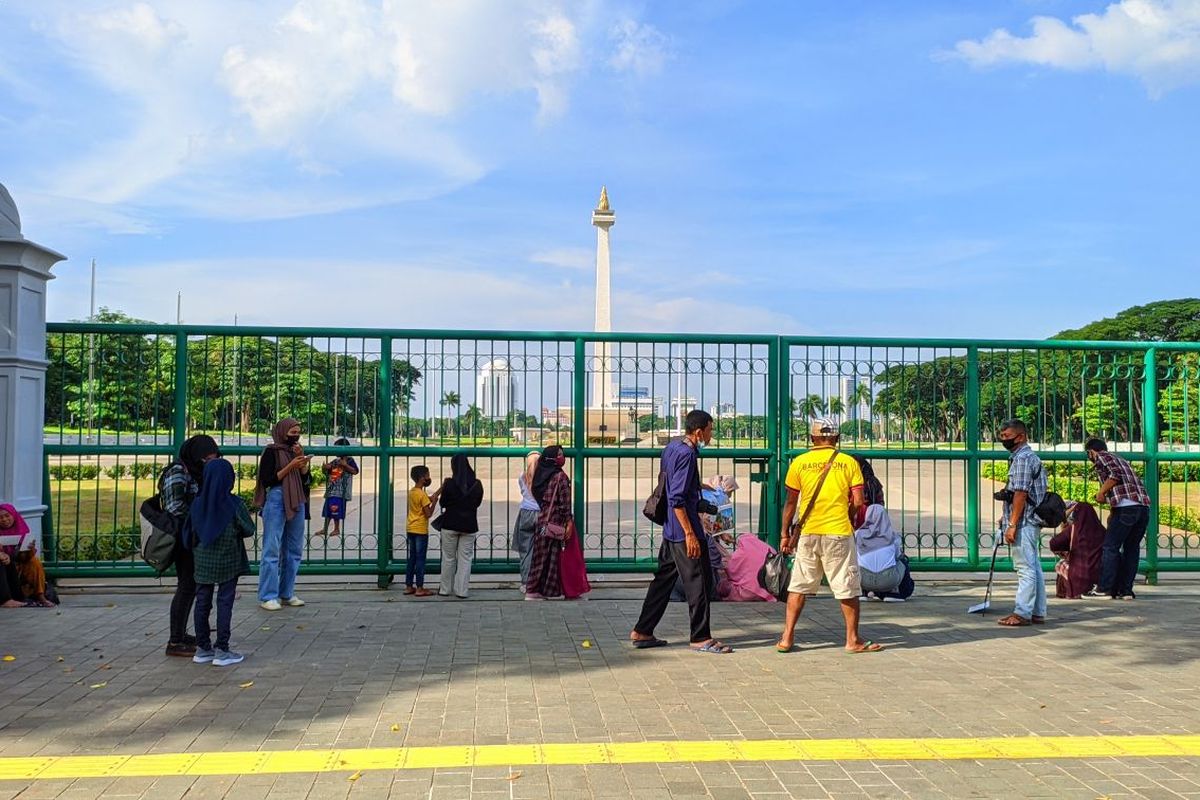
left=788, top=534, right=861, bottom=599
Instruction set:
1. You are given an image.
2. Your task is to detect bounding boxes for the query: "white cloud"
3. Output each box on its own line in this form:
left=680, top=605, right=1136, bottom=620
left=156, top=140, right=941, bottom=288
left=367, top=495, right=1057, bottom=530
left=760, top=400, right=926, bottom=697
left=950, top=0, right=1200, bottom=94
left=609, top=18, right=671, bottom=76
left=4, top=0, right=663, bottom=228
left=530, top=247, right=593, bottom=270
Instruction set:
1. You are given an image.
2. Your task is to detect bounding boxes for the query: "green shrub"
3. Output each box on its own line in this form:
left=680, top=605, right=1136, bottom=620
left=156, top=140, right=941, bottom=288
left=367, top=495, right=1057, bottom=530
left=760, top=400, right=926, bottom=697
left=238, top=488, right=261, bottom=514
left=130, top=463, right=156, bottom=479
left=104, top=465, right=128, bottom=480
left=54, top=526, right=141, bottom=562
left=237, top=463, right=259, bottom=480
left=79, top=465, right=100, bottom=480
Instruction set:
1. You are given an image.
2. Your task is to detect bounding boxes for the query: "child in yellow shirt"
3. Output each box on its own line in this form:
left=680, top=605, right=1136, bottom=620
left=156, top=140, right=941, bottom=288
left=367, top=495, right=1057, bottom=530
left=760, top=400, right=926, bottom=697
left=405, top=465, right=441, bottom=596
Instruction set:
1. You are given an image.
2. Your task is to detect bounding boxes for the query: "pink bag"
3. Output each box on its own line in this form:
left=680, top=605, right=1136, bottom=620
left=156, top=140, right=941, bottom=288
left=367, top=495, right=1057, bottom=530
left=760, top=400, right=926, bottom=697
left=559, top=521, right=592, bottom=599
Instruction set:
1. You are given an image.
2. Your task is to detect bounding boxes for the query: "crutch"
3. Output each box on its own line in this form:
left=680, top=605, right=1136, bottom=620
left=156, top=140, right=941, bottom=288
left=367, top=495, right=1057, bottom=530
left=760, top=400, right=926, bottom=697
left=968, top=533, right=1003, bottom=615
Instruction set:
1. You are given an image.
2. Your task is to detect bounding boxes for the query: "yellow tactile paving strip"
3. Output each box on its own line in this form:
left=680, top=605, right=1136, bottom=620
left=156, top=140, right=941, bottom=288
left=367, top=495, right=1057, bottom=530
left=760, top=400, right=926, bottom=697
left=2, top=735, right=1199, bottom=781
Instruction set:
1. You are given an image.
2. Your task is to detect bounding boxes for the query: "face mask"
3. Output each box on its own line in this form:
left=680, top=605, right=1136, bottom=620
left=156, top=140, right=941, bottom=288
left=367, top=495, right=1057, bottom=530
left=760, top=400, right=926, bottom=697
left=698, top=440, right=709, bottom=450
left=286, top=434, right=300, bottom=445
left=1000, top=438, right=1019, bottom=452
left=554, top=454, right=566, bottom=467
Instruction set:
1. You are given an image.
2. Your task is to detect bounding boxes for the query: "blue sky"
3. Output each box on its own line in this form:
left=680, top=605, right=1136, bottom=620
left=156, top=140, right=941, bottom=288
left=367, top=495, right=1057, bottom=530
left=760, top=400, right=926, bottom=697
left=2, top=0, right=1198, bottom=338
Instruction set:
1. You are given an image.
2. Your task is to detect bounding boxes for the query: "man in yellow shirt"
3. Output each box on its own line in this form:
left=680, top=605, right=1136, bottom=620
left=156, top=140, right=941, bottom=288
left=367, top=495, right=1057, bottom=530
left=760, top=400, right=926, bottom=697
left=777, top=418, right=883, bottom=654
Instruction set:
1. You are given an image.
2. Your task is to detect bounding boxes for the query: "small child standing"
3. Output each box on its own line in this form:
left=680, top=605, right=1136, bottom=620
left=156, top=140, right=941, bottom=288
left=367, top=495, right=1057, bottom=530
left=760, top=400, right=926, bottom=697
left=318, top=438, right=359, bottom=537
left=405, top=465, right=441, bottom=596
left=188, top=459, right=254, bottom=667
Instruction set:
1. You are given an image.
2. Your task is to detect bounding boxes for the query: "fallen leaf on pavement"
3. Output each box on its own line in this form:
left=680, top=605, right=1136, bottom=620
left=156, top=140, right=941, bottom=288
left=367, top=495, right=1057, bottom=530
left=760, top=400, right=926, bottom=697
left=90, top=682, right=107, bottom=689
left=347, top=771, right=362, bottom=782
left=239, top=681, right=254, bottom=689
left=1099, top=719, right=1114, bottom=724
left=260, top=626, right=271, bottom=631
left=506, top=772, right=522, bottom=781
left=2, top=655, right=14, bottom=662
left=581, top=640, right=592, bottom=648
left=390, top=724, right=400, bottom=732
left=56, top=656, right=64, bottom=662
left=99, top=664, right=111, bottom=670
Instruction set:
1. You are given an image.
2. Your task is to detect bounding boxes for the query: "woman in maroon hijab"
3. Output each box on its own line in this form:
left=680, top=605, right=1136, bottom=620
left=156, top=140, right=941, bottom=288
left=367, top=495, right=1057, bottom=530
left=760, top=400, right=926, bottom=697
left=1049, top=502, right=1106, bottom=599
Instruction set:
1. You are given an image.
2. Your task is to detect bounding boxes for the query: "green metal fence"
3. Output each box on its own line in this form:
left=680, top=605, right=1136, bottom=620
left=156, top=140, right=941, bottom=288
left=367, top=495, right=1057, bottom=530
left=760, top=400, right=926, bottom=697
left=41, top=324, right=1200, bottom=583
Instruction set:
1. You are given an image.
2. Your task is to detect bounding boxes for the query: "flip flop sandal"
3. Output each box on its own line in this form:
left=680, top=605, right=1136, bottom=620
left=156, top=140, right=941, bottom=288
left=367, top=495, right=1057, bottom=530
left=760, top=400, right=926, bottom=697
left=846, top=640, right=883, bottom=654
left=775, top=644, right=798, bottom=654
left=631, top=637, right=668, bottom=650
left=692, top=641, right=733, bottom=654
left=998, top=615, right=1031, bottom=627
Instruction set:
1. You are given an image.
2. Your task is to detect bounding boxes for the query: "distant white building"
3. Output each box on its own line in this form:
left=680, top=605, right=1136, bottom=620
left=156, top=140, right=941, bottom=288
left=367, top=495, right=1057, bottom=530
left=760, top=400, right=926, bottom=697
left=710, top=402, right=738, bottom=419
left=613, top=386, right=659, bottom=416
left=477, top=359, right=517, bottom=420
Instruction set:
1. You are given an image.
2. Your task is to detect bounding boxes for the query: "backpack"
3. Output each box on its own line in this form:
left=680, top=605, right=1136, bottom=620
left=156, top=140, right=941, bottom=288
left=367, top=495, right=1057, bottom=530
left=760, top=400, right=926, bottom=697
left=138, top=466, right=184, bottom=575
left=854, top=455, right=885, bottom=506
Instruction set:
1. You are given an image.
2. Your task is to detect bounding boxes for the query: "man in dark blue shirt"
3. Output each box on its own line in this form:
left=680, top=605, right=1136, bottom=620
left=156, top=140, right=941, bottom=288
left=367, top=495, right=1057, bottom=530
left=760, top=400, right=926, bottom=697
left=630, top=410, right=733, bottom=654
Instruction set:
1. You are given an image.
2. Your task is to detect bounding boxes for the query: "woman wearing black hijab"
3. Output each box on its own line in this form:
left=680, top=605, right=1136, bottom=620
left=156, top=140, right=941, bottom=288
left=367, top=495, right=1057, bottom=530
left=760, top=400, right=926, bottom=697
left=160, top=434, right=220, bottom=657
left=436, top=453, right=484, bottom=598
left=525, top=445, right=573, bottom=599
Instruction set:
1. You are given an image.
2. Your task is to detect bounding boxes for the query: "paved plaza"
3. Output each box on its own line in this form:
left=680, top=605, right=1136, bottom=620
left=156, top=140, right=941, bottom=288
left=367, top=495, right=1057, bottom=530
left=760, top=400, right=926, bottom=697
left=3, top=577, right=1200, bottom=799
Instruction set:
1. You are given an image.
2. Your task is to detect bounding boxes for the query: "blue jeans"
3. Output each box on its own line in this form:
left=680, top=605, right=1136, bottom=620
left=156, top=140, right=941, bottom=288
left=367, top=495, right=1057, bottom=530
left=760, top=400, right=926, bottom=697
left=195, top=578, right=238, bottom=651
left=258, top=487, right=306, bottom=602
left=1012, top=523, right=1047, bottom=619
left=406, top=533, right=429, bottom=588
left=1098, top=505, right=1149, bottom=597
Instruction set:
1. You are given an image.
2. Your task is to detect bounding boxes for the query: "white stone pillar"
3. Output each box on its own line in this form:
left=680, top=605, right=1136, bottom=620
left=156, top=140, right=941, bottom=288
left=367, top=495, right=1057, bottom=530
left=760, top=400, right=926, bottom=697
left=591, top=186, right=616, bottom=410
left=0, top=184, right=66, bottom=548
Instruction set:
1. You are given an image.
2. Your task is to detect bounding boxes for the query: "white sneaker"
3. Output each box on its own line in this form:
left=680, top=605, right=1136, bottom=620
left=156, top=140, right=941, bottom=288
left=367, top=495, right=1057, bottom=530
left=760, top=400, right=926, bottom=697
left=882, top=597, right=905, bottom=603
left=283, top=596, right=305, bottom=607
left=260, top=599, right=282, bottom=611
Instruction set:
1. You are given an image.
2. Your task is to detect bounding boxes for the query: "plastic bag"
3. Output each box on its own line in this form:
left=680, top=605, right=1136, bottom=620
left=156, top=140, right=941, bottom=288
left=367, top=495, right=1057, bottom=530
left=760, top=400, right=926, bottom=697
left=757, top=551, right=792, bottom=602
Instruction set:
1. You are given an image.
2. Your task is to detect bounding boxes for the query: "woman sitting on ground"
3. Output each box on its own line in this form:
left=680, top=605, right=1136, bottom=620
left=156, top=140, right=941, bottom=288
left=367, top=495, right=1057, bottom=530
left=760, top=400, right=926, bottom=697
left=1049, top=501, right=1105, bottom=599
left=0, top=504, right=55, bottom=608
left=854, top=504, right=913, bottom=602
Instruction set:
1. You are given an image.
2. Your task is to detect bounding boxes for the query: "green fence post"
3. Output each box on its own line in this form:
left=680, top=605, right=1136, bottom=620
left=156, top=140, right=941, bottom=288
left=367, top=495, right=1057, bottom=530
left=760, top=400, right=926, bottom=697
left=766, top=337, right=783, bottom=548
left=966, top=345, right=981, bottom=568
left=377, top=337, right=393, bottom=588
left=172, top=330, right=188, bottom=449
left=1143, top=347, right=1159, bottom=585
left=42, top=451, right=56, bottom=563
left=573, top=337, right=587, bottom=542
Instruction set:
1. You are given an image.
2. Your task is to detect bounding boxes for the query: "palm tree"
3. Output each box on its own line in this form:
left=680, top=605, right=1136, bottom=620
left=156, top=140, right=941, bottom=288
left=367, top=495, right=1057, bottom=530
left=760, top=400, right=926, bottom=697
left=828, top=396, right=846, bottom=422
left=850, top=381, right=873, bottom=440
left=440, top=391, right=461, bottom=437
left=798, top=394, right=828, bottom=420
left=463, top=403, right=484, bottom=440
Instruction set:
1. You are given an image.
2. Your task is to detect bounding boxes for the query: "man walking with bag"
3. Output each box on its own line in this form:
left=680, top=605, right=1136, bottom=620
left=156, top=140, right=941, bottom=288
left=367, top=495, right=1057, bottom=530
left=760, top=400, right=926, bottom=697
left=776, top=418, right=881, bottom=653
left=630, top=410, right=733, bottom=654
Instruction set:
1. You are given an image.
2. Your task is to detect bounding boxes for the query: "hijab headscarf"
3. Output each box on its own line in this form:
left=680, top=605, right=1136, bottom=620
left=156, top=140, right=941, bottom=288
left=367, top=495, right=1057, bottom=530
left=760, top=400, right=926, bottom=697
left=254, top=417, right=306, bottom=520
left=531, top=445, right=565, bottom=503
left=854, top=504, right=899, bottom=557
left=449, top=453, right=478, bottom=497
left=179, top=435, right=220, bottom=482
left=706, top=475, right=739, bottom=493
left=0, top=503, right=30, bottom=555
left=188, top=459, right=239, bottom=548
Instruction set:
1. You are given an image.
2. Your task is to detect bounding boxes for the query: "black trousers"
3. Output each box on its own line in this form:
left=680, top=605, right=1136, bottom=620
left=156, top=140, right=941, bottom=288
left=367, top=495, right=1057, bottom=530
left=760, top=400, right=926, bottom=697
left=0, top=561, right=24, bottom=604
left=169, top=540, right=196, bottom=643
left=635, top=538, right=713, bottom=643
left=1098, top=505, right=1149, bottom=596
left=194, top=578, right=238, bottom=652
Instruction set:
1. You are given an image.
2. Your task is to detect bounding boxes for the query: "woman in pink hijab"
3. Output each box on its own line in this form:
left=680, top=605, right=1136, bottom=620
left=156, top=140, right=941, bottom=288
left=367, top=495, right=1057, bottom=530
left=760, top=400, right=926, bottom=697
left=0, top=504, right=53, bottom=607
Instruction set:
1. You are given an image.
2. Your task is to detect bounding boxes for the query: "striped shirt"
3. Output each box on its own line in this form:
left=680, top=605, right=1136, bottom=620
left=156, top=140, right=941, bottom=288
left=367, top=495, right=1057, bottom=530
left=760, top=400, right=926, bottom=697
left=1092, top=451, right=1150, bottom=508
left=1003, top=444, right=1047, bottom=529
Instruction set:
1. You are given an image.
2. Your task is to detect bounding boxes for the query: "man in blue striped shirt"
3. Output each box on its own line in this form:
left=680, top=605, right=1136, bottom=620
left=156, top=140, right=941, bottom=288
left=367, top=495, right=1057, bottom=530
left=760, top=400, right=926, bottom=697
left=997, top=419, right=1048, bottom=627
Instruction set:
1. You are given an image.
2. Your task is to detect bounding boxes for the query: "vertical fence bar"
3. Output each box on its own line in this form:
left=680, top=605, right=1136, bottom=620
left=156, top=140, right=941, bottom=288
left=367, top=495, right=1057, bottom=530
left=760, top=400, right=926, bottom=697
left=573, top=336, right=587, bottom=539
left=766, top=336, right=783, bottom=547
left=1143, top=346, right=1159, bottom=584
left=172, top=330, right=188, bottom=450
left=42, top=451, right=56, bottom=563
left=965, top=345, right=981, bottom=567
left=377, top=336, right=393, bottom=588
